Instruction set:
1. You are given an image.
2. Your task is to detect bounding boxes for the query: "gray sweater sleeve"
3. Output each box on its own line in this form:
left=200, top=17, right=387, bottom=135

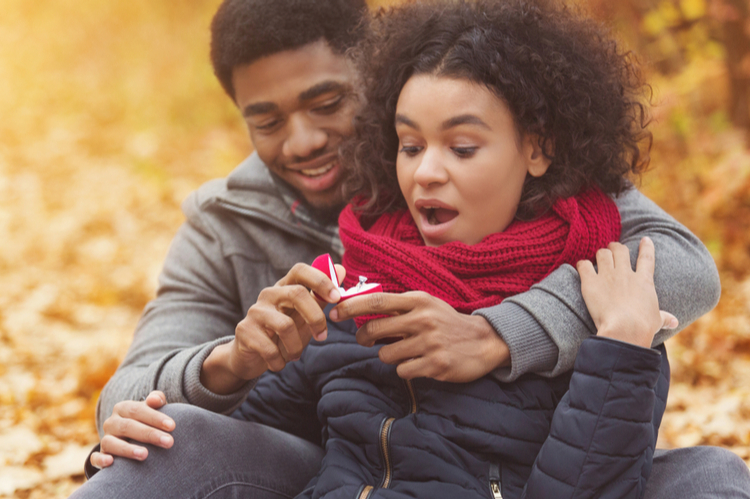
left=474, top=187, right=721, bottom=382
left=95, top=198, right=254, bottom=436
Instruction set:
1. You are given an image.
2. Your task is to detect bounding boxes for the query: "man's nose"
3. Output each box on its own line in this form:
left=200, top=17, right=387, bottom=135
left=413, top=149, right=449, bottom=187
left=282, top=114, right=328, bottom=159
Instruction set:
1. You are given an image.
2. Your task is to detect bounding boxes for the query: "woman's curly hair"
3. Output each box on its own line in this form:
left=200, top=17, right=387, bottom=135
left=342, top=0, right=652, bottom=220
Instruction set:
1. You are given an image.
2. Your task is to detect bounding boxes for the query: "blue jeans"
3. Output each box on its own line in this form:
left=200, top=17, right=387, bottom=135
left=70, top=404, right=750, bottom=498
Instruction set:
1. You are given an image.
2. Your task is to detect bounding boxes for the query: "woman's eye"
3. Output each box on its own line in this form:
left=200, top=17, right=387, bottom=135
left=451, top=146, right=478, bottom=158
left=399, top=145, right=422, bottom=156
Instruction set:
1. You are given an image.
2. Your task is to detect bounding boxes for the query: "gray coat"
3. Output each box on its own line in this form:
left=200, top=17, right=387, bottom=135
left=96, top=152, right=720, bottom=435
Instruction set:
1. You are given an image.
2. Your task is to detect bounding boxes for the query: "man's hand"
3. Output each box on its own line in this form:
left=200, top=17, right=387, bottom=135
left=90, top=391, right=175, bottom=469
left=201, top=263, right=346, bottom=394
left=330, top=291, right=510, bottom=383
left=577, top=237, right=678, bottom=348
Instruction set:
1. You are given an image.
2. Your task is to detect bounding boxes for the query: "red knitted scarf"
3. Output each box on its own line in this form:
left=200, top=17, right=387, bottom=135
left=340, top=188, right=621, bottom=326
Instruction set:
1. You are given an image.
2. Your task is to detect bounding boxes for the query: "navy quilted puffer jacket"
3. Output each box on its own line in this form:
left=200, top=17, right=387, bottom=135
left=236, top=316, right=669, bottom=499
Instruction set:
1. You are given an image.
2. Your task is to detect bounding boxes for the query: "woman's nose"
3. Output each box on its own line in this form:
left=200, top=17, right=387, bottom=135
left=413, top=149, right=449, bottom=187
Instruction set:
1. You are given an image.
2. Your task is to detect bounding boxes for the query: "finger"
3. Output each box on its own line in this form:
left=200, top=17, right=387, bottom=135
left=377, top=336, right=425, bottom=365
left=659, top=311, right=679, bottom=330
left=258, top=308, right=306, bottom=358
left=576, top=259, right=597, bottom=280
left=333, top=264, right=346, bottom=287
left=287, top=308, right=316, bottom=346
left=103, top=416, right=175, bottom=449
left=356, top=315, right=413, bottom=347
left=246, top=330, right=287, bottom=372
left=269, top=285, right=329, bottom=340
left=595, top=247, right=614, bottom=270
left=112, top=400, right=175, bottom=433
left=331, top=293, right=410, bottom=322
left=609, top=242, right=632, bottom=270
left=145, top=391, right=167, bottom=409
left=636, top=237, right=656, bottom=279
left=395, top=357, right=433, bottom=380
left=287, top=290, right=329, bottom=341
left=100, top=435, right=149, bottom=461
left=90, top=452, right=114, bottom=469
left=276, top=263, right=341, bottom=303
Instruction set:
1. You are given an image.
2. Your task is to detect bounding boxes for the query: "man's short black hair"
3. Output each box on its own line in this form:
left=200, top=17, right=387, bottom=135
left=210, top=0, right=368, bottom=101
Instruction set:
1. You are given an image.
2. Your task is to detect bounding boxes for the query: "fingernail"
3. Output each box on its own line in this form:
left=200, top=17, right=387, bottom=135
left=316, top=329, right=328, bottom=342
left=163, top=419, right=174, bottom=430
left=668, top=318, right=679, bottom=329
left=329, top=309, right=339, bottom=321
left=329, top=289, right=340, bottom=302
left=160, top=435, right=171, bottom=445
left=134, top=448, right=146, bottom=458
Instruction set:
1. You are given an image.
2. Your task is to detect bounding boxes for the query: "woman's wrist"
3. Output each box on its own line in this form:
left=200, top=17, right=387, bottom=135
left=595, top=322, right=653, bottom=349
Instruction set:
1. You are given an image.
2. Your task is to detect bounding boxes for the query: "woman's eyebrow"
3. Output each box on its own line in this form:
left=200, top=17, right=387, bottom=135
left=395, top=114, right=420, bottom=130
left=441, top=114, right=491, bottom=131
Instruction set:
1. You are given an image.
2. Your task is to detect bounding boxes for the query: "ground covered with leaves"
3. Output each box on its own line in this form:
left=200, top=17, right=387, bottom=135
left=1, top=0, right=748, bottom=497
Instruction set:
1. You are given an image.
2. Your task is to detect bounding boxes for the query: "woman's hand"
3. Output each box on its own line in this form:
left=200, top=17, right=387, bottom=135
left=90, top=391, right=174, bottom=469
left=576, top=237, right=678, bottom=348
left=330, top=292, right=509, bottom=383
left=201, top=263, right=346, bottom=394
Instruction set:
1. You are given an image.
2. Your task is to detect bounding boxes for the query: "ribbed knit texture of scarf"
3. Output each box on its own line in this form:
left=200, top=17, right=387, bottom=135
left=340, top=188, right=621, bottom=327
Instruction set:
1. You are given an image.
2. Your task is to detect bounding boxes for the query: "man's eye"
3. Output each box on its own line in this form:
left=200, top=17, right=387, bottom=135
left=313, top=96, right=344, bottom=114
left=451, top=146, right=477, bottom=158
left=399, top=146, right=422, bottom=156
left=254, top=119, right=282, bottom=131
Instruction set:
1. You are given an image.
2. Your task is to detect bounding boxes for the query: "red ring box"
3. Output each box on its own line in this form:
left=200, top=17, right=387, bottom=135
left=312, top=254, right=399, bottom=344
left=311, top=254, right=382, bottom=301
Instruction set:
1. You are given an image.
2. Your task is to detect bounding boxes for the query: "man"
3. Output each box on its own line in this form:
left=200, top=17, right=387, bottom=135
left=71, top=0, right=750, bottom=497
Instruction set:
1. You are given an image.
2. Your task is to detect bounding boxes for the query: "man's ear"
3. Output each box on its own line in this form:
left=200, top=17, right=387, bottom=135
left=523, top=134, right=552, bottom=178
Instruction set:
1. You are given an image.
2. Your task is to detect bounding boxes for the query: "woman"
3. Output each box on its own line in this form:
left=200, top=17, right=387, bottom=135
left=235, top=1, right=674, bottom=497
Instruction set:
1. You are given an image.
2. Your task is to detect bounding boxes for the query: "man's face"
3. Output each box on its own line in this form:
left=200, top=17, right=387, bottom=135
left=232, top=40, right=356, bottom=209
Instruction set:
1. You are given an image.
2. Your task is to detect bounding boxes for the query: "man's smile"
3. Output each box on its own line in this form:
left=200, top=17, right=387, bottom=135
left=278, top=153, right=343, bottom=195
left=285, top=153, right=339, bottom=178
left=299, top=161, right=336, bottom=177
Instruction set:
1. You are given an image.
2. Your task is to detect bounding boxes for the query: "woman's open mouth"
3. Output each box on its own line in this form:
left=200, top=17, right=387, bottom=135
left=414, top=202, right=459, bottom=246
left=421, top=206, right=459, bottom=226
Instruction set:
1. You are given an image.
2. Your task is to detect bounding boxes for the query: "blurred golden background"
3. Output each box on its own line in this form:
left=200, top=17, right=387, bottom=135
left=0, top=0, right=748, bottom=497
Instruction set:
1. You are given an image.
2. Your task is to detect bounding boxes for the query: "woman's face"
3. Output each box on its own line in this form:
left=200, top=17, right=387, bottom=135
left=395, top=75, right=550, bottom=246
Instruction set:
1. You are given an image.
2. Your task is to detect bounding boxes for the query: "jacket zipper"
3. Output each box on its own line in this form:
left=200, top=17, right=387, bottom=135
left=359, top=382, right=418, bottom=497
left=489, top=463, right=503, bottom=499
left=404, top=379, right=417, bottom=414
left=378, top=417, right=396, bottom=489
left=357, top=485, right=374, bottom=499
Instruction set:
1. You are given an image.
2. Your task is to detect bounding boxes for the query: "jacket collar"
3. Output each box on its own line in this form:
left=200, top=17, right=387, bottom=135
left=216, top=153, right=344, bottom=257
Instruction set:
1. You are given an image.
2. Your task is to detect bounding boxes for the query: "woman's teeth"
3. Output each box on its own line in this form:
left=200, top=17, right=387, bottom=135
left=427, top=208, right=439, bottom=225
left=423, top=206, right=459, bottom=225
left=300, top=162, right=335, bottom=177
